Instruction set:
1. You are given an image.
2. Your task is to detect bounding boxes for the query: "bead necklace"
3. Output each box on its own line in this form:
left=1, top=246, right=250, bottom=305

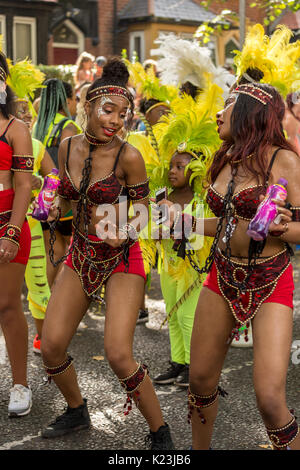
left=84, top=130, right=114, bottom=146
left=230, top=153, right=254, bottom=164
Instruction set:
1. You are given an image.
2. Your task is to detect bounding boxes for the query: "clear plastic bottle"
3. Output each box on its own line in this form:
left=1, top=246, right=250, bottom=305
left=31, top=168, right=60, bottom=221
left=246, top=178, right=288, bottom=241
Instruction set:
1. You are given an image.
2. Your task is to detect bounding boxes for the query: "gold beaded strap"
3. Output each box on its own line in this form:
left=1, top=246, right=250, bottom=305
left=119, top=363, right=149, bottom=415
left=1, top=224, right=21, bottom=248
left=126, top=178, right=150, bottom=202
left=12, top=154, right=34, bottom=172
left=44, top=355, right=74, bottom=383
left=188, top=386, right=228, bottom=424
left=266, top=415, right=299, bottom=449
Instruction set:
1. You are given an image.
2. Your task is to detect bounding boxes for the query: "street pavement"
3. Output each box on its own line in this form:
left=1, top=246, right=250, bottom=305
left=0, top=255, right=299, bottom=453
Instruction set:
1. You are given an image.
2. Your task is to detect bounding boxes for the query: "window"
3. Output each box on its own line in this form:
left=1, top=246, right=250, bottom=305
left=0, top=15, right=6, bottom=54
left=53, top=20, right=84, bottom=50
left=129, top=31, right=145, bottom=63
left=225, top=37, right=239, bottom=65
left=13, top=17, right=37, bottom=63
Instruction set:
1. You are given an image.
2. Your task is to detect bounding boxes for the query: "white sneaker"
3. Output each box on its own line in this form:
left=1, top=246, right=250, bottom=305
left=8, top=384, right=32, bottom=417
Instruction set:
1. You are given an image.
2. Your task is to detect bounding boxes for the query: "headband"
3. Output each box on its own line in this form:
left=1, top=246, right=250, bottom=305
left=177, top=141, right=200, bottom=160
left=233, top=84, right=273, bottom=106
left=145, top=102, right=170, bottom=116
left=86, top=85, right=133, bottom=105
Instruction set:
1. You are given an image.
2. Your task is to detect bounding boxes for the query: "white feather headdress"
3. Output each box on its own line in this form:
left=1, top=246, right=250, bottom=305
left=151, top=34, right=234, bottom=94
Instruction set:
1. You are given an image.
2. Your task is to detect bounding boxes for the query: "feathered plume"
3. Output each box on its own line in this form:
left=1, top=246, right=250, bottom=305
left=151, top=34, right=234, bottom=95
left=234, top=24, right=300, bottom=98
left=6, top=58, right=45, bottom=113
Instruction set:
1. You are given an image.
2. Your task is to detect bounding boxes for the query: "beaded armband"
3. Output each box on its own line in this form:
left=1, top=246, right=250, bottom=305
left=291, top=207, right=300, bottom=222
left=119, top=363, right=148, bottom=415
left=44, top=355, right=74, bottom=383
left=1, top=224, right=21, bottom=248
left=187, top=386, right=228, bottom=424
left=266, top=415, right=299, bottom=449
left=12, top=155, right=34, bottom=172
left=126, top=179, right=150, bottom=202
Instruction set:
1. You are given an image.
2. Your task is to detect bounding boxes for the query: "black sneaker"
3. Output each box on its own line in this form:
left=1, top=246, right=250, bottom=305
left=153, top=361, right=185, bottom=384
left=145, top=423, right=175, bottom=450
left=41, top=399, right=91, bottom=438
left=175, top=365, right=189, bottom=387
left=137, top=308, right=149, bottom=324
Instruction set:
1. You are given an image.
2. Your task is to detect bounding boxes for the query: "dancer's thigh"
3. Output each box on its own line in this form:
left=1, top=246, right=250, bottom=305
left=42, top=264, right=90, bottom=350
left=190, top=286, right=235, bottom=390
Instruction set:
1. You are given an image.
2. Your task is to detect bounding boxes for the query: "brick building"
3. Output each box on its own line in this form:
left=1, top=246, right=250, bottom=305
left=1, top=0, right=298, bottom=66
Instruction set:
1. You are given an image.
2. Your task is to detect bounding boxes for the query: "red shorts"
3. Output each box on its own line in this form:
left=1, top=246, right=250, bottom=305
left=203, top=259, right=294, bottom=310
left=0, top=189, right=31, bottom=265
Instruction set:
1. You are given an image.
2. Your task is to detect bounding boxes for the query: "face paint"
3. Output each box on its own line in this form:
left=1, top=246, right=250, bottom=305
left=97, top=97, right=114, bottom=118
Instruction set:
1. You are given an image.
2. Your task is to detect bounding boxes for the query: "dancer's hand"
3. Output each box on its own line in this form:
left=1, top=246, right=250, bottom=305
left=29, top=199, right=59, bottom=222
left=95, top=219, right=128, bottom=248
left=268, top=197, right=292, bottom=235
left=0, top=239, right=18, bottom=263
left=150, top=198, right=179, bottom=228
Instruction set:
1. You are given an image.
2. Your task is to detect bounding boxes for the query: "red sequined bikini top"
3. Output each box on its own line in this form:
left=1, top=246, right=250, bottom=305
left=58, top=138, right=149, bottom=206
left=206, top=184, right=265, bottom=221
left=0, top=119, right=14, bottom=170
left=206, top=148, right=282, bottom=221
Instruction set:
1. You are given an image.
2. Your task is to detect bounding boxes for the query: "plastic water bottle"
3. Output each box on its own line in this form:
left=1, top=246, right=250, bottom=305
left=246, top=178, right=288, bottom=241
left=32, top=168, right=60, bottom=221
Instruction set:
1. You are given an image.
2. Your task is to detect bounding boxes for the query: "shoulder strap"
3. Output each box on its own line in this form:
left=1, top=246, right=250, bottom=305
left=113, top=142, right=127, bottom=172
left=66, top=137, right=72, bottom=171
left=0, top=118, right=15, bottom=137
left=266, top=147, right=281, bottom=184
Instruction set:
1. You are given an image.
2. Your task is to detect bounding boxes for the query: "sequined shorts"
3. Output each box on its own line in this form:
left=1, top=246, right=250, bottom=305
left=203, top=249, right=294, bottom=328
left=64, top=230, right=146, bottom=299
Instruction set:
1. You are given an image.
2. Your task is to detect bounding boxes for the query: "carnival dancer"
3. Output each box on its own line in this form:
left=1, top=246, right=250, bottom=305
left=151, top=87, right=221, bottom=387
left=158, top=79, right=300, bottom=450
left=7, top=58, right=54, bottom=354
left=33, top=58, right=174, bottom=449
left=33, top=78, right=81, bottom=287
left=0, top=52, right=34, bottom=416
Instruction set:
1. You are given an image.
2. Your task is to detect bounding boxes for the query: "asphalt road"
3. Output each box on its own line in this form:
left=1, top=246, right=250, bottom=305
left=0, top=255, right=299, bottom=454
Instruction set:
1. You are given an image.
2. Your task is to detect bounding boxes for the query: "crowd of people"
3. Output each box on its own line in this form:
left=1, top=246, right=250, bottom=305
left=0, top=23, right=300, bottom=450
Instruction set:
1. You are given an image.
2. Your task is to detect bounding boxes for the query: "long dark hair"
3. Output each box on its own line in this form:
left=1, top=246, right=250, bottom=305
left=207, top=83, right=295, bottom=185
left=0, top=52, right=15, bottom=119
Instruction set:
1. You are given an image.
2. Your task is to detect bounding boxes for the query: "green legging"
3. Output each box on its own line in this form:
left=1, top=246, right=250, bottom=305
left=25, top=218, right=50, bottom=320
left=160, top=269, right=202, bottom=365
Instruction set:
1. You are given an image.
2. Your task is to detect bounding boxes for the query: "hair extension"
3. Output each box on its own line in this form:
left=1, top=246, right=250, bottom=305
left=33, top=78, right=72, bottom=143
left=0, top=52, right=16, bottom=119
left=207, top=83, right=295, bottom=185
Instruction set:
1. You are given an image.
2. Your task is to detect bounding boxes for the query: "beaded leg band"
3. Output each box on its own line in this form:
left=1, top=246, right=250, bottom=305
left=119, top=363, right=148, bottom=415
left=44, top=355, right=74, bottom=383
left=188, top=386, right=228, bottom=424
left=266, top=414, right=299, bottom=450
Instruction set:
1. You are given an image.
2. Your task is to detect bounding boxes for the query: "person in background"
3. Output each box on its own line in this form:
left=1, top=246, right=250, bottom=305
left=0, top=52, right=33, bottom=417
left=74, top=52, right=95, bottom=93
left=94, top=56, right=107, bottom=80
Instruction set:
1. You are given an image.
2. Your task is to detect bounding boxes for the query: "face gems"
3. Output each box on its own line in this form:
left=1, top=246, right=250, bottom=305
left=97, top=97, right=114, bottom=118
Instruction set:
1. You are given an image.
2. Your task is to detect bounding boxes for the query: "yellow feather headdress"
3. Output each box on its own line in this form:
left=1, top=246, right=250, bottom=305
left=6, top=58, right=45, bottom=113
left=152, top=81, right=223, bottom=196
left=234, top=24, right=300, bottom=98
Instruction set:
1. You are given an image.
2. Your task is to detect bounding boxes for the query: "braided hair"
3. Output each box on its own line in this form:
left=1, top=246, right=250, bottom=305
left=33, top=79, right=72, bottom=143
